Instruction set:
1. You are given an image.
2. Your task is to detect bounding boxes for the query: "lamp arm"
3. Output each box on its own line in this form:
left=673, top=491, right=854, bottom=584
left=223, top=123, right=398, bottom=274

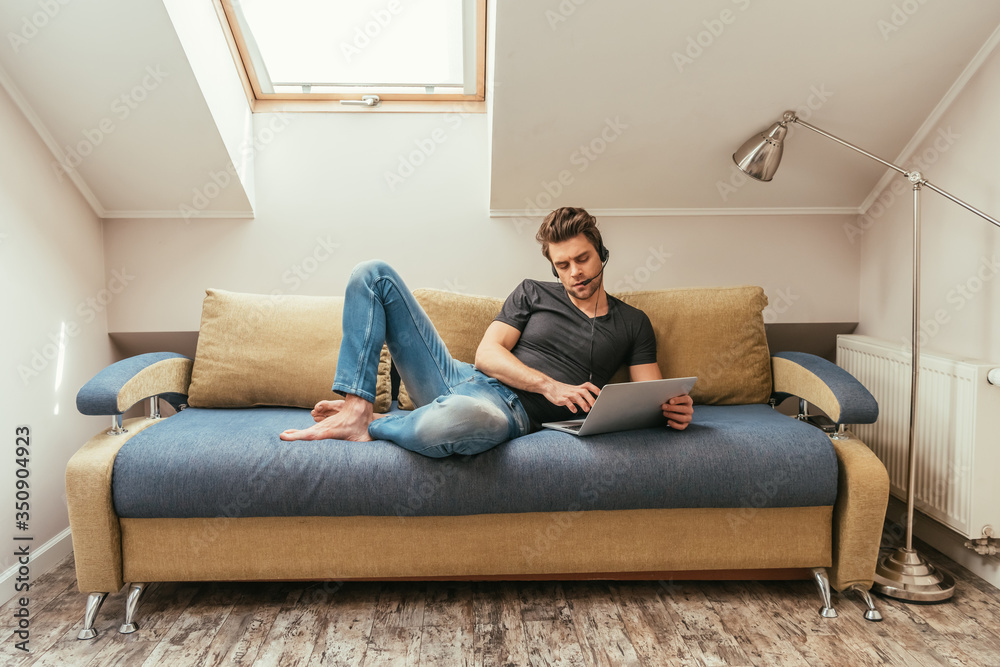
left=920, top=181, right=1000, bottom=230
left=790, top=116, right=909, bottom=176
left=789, top=114, right=1000, bottom=229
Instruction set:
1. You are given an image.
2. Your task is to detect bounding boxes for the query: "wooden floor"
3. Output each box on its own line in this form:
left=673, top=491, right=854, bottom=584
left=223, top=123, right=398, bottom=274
left=2, top=541, right=1000, bottom=666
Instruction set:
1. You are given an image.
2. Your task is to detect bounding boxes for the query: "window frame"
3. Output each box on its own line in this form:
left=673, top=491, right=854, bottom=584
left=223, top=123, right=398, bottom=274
left=214, top=0, right=487, bottom=113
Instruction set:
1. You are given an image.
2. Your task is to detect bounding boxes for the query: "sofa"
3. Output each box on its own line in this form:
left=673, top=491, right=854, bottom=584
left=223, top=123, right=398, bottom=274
left=66, top=283, right=890, bottom=640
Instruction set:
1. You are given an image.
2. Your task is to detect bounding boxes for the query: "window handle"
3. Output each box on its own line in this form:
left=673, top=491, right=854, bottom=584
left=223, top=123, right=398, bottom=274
left=340, top=95, right=381, bottom=108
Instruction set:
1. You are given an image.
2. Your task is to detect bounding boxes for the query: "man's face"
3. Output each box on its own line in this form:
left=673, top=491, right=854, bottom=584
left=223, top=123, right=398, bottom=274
left=548, top=234, right=604, bottom=301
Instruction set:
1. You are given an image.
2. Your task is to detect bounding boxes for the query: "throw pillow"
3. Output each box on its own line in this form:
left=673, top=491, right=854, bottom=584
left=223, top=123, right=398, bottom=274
left=616, top=286, right=771, bottom=405
left=187, top=289, right=392, bottom=412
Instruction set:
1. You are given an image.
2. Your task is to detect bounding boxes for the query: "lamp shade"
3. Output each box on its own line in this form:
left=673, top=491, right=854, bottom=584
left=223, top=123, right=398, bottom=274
left=733, top=121, right=788, bottom=182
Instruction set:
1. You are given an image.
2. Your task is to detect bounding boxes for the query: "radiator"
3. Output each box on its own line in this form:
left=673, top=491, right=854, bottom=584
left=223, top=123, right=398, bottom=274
left=836, top=334, right=1000, bottom=540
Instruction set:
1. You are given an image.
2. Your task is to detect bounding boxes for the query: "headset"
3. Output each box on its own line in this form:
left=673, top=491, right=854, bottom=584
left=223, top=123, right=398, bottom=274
left=550, top=240, right=610, bottom=281
left=550, top=239, right=610, bottom=384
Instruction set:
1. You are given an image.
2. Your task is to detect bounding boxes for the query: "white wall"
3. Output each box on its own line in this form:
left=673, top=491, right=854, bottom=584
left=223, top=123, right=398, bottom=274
left=103, top=111, right=859, bottom=333
left=0, top=83, right=115, bottom=604
left=856, top=38, right=1000, bottom=589
left=857, top=44, right=1000, bottom=363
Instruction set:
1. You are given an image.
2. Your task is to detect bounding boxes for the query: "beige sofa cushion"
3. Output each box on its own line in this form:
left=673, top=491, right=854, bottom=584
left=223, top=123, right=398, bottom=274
left=414, top=289, right=506, bottom=364
left=616, top=286, right=771, bottom=405
left=188, top=289, right=392, bottom=412
left=397, top=285, right=770, bottom=408
left=395, top=289, right=505, bottom=409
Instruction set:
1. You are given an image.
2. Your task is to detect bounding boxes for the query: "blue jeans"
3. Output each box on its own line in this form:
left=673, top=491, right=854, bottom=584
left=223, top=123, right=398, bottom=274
left=331, top=260, right=532, bottom=458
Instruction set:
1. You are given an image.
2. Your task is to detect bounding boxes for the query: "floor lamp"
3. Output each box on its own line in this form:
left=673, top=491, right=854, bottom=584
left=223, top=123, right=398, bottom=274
left=732, top=111, right=1000, bottom=602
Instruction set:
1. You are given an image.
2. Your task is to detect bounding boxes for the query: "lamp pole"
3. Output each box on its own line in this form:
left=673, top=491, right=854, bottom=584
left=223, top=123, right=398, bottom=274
left=734, top=111, right=1000, bottom=601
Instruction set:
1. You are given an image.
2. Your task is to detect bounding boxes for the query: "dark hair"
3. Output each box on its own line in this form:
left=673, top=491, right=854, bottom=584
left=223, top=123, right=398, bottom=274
left=535, top=207, right=603, bottom=260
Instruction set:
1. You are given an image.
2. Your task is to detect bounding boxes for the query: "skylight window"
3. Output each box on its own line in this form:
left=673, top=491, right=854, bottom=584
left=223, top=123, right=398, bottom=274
left=220, top=0, right=485, bottom=109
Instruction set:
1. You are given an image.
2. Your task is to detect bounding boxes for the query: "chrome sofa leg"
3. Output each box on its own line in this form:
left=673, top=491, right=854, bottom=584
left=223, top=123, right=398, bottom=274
left=106, top=414, right=128, bottom=436
left=77, top=592, right=108, bottom=640
left=811, top=567, right=838, bottom=618
left=119, top=583, right=147, bottom=634
left=849, top=584, right=884, bottom=622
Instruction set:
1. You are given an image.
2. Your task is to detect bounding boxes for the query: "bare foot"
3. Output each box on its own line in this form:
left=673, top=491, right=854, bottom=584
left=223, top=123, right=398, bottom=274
left=281, top=395, right=376, bottom=442
left=311, top=399, right=389, bottom=422
left=311, top=399, right=344, bottom=422
left=279, top=415, right=374, bottom=442
left=311, top=400, right=392, bottom=423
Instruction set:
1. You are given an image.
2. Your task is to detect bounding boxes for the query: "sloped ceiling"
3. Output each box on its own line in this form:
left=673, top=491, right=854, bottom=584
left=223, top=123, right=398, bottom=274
left=489, top=0, right=1000, bottom=214
left=0, top=0, right=251, bottom=217
left=2, top=1, right=999, bottom=220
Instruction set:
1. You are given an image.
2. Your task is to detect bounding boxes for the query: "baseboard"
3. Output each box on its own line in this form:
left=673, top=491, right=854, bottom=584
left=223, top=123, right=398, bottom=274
left=886, top=496, right=1000, bottom=591
left=0, top=527, right=73, bottom=607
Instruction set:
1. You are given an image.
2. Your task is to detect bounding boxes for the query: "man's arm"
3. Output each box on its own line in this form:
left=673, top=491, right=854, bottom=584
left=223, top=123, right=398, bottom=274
left=475, top=321, right=600, bottom=414
left=629, top=362, right=694, bottom=430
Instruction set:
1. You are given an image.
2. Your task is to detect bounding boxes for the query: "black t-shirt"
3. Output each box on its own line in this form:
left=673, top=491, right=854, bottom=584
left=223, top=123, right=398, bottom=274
left=494, top=279, right=657, bottom=427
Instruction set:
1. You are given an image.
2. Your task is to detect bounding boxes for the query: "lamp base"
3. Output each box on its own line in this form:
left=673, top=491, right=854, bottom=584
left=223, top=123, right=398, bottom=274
left=872, top=547, right=955, bottom=602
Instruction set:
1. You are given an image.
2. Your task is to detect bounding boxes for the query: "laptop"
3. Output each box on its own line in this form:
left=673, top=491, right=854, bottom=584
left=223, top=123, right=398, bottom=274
left=542, top=376, right=697, bottom=436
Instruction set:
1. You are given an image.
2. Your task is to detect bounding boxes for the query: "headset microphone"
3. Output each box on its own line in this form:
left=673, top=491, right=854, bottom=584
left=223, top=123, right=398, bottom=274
left=578, top=264, right=605, bottom=286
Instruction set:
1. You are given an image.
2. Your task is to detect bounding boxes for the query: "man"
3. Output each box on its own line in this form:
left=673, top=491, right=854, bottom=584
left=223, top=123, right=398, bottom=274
left=280, top=207, right=693, bottom=456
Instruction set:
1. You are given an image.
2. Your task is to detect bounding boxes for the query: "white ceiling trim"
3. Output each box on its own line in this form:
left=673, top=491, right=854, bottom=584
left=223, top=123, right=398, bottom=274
left=101, top=209, right=255, bottom=219
left=0, top=62, right=107, bottom=219
left=857, top=23, right=1000, bottom=215
left=490, top=207, right=861, bottom=219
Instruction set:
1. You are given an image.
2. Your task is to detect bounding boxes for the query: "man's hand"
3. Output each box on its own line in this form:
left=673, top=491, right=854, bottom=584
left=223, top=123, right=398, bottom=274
left=662, top=394, right=694, bottom=430
left=542, top=380, right=601, bottom=414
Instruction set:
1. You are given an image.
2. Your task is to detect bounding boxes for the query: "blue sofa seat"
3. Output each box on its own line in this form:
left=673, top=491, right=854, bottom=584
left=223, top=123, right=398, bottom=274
left=112, top=404, right=838, bottom=519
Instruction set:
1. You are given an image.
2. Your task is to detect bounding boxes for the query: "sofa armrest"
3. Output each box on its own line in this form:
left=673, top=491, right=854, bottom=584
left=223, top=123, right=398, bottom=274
left=76, top=352, right=192, bottom=416
left=828, top=432, right=890, bottom=592
left=771, top=351, right=878, bottom=424
left=66, top=418, right=161, bottom=593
